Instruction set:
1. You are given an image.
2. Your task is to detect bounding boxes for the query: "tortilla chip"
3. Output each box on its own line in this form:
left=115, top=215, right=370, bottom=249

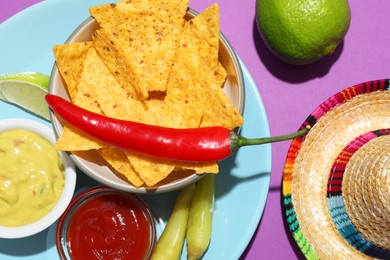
left=215, top=62, right=228, bottom=87
left=182, top=5, right=243, bottom=129
left=188, top=4, right=220, bottom=71
left=163, top=15, right=211, bottom=128
left=55, top=47, right=112, bottom=151
left=55, top=125, right=103, bottom=151
left=199, top=70, right=244, bottom=129
left=187, top=4, right=227, bottom=87
left=90, top=0, right=189, bottom=99
left=163, top=6, right=242, bottom=130
left=100, top=147, right=144, bottom=187
left=125, top=153, right=176, bottom=186
left=128, top=154, right=218, bottom=186
left=92, top=28, right=141, bottom=99
left=53, top=42, right=92, bottom=101
left=174, top=161, right=219, bottom=174
left=75, top=47, right=151, bottom=124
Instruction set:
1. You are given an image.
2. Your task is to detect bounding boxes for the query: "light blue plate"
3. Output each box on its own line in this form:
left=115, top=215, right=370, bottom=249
left=0, top=0, right=271, bottom=259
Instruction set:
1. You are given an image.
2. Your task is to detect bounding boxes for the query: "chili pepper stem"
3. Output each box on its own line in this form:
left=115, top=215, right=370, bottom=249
left=231, top=125, right=311, bottom=153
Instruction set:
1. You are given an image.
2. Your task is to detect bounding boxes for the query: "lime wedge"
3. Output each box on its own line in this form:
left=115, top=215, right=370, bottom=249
left=0, top=72, right=50, bottom=121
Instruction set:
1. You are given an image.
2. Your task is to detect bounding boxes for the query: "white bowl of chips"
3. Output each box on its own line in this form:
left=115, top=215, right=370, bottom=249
left=49, top=2, right=244, bottom=193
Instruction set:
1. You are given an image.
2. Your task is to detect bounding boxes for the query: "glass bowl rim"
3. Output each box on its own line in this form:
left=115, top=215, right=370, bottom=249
left=55, top=185, right=157, bottom=259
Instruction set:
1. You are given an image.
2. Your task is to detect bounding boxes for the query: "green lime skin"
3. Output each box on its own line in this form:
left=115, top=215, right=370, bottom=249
left=256, top=0, right=351, bottom=65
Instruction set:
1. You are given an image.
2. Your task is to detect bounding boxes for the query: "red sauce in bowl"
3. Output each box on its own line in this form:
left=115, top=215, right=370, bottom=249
left=56, top=187, right=156, bottom=260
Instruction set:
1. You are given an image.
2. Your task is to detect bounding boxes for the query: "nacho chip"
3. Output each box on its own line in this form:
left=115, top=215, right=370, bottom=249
left=215, top=62, right=228, bottom=88
left=55, top=47, right=109, bottom=151
left=186, top=4, right=227, bottom=87
left=53, top=43, right=108, bottom=151
left=55, top=125, right=102, bottom=151
left=200, top=87, right=244, bottom=128
left=100, top=147, right=144, bottom=187
left=125, top=153, right=176, bottom=186
left=182, top=4, right=243, bottom=129
left=174, top=162, right=219, bottom=174
left=187, top=4, right=220, bottom=72
left=53, top=42, right=92, bottom=101
left=92, top=28, right=141, bottom=99
left=76, top=47, right=149, bottom=123
left=163, top=12, right=212, bottom=128
left=90, top=0, right=189, bottom=99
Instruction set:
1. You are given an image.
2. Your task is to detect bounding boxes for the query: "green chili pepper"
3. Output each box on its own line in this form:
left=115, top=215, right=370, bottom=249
left=151, top=184, right=195, bottom=260
left=186, top=174, right=215, bottom=260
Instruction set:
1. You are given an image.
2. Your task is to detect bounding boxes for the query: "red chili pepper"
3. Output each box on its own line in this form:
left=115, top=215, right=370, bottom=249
left=45, top=94, right=310, bottom=162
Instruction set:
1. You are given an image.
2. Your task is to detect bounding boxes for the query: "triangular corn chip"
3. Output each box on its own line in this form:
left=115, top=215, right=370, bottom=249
left=53, top=42, right=92, bottom=101
left=90, top=0, right=189, bottom=99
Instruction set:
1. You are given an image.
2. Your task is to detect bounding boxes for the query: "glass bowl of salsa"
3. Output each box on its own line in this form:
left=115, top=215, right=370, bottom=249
left=56, top=186, right=157, bottom=259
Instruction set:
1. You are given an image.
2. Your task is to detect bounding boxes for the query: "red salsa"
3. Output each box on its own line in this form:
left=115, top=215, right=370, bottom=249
left=66, top=192, right=154, bottom=259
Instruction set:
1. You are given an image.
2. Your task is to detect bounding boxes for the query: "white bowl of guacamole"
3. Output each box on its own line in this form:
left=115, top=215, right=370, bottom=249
left=0, top=118, right=76, bottom=239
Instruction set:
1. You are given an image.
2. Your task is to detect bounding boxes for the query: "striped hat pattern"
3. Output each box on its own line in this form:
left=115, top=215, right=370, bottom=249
left=283, top=79, right=390, bottom=259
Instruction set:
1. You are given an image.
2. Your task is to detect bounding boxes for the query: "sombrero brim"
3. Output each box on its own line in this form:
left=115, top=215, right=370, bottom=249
left=283, top=79, right=390, bottom=259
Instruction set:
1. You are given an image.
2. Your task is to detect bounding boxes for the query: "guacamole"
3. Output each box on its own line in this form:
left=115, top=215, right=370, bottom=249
left=0, top=129, right=64, bottom=226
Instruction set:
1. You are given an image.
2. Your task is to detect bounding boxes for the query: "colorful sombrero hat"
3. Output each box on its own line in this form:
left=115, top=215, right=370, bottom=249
left=283, top=79, right=390, bottom=259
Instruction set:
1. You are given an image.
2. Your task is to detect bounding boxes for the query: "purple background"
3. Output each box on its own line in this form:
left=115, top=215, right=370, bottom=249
left=1, top=0, right=390, bottom=259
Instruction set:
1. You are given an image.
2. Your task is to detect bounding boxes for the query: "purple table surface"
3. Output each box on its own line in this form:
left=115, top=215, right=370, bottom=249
left=1, top=0, right=390, bottom=259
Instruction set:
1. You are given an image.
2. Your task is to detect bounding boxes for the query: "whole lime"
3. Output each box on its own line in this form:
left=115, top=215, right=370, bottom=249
left=256, top=0, right=351, bottom=65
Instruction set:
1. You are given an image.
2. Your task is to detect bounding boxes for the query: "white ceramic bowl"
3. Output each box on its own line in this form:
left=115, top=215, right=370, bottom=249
left=0, top=118, right=76, bottom=239
left=49, top=9, right=244, bottom=194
